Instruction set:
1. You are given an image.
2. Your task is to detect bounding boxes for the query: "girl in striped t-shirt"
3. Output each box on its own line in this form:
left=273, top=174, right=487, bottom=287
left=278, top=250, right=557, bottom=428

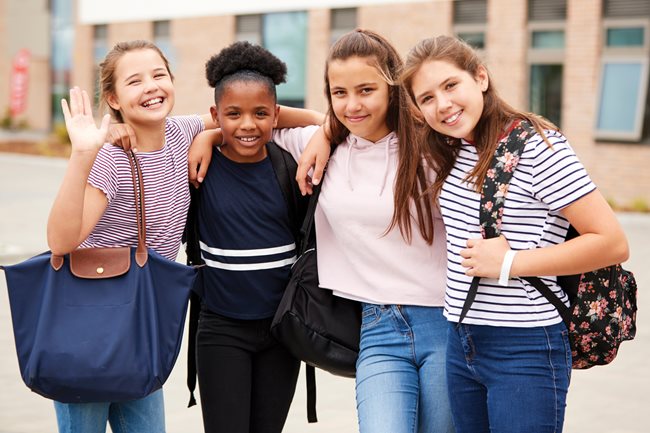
left=401, top=36, right=629, bottom=433
left=47, top=40, right=212, bottom=433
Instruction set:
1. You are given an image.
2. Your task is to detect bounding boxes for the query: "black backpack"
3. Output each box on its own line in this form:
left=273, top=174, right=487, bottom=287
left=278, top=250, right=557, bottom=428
left=459, top=120, right=638, bottom=369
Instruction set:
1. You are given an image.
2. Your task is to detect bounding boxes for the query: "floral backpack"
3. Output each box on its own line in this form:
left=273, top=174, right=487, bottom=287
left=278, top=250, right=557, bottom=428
left=460, top=119, right=638, bottom=369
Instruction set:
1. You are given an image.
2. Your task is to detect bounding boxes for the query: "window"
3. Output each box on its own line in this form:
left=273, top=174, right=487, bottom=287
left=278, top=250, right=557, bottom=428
left=596, top=17, right=650, bottom=141
left=93, top=25, right=108, bottom=64
left=528, top=0, right=566, bottom=127
left=453, top=0, right=487, bottom=50
left=530, top=64, right=563, bottom=127
left=603, top=0, right=650, bottom=18
left=93, top=24, right=108, bottom=106
left=528, top=0, right=566, bottom=21
left=531, top=30, right=565, bottom=49
left=51, top=0, right=74, bottom=124
left=597, top=1, right=650, bottom=142
left=236, top=14, right=262, bottom=44
left=154, top=21, right=174, bottom=66
left=606, top=27, right=645, bottom=46
left=235, top=12, right=308, bottom=107
left=264, top=12, right=307, bottom=107
left=596, top=60, right=648, bottom=140
left=330, top=8, right=357, bottom=44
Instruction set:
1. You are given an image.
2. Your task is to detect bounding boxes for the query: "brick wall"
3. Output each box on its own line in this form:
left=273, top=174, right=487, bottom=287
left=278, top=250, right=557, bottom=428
left=171, top=16, right=235, bottom=117
left=485, top=0, right=527, bottom=110
left=107, top=22, right=152, bottom=47
left=62, top=0, right=650, bottom=207
left=71, top=24, right=94, bottom=103
left=358, top=1, right=453, bottom=56
left=563, top=0, right=650, bottom=207
left=0, top=0, right=8, bottom=119
left=3, top=0, right=50, bottom=130
left=305, top=9, right=330, bottom=113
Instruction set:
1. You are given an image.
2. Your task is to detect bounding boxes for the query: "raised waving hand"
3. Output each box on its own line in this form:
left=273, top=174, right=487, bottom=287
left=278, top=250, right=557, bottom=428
left=61, top=86, right=111, bottom=153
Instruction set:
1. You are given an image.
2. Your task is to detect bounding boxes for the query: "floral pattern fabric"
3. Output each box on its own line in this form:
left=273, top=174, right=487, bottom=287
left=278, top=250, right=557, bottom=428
left=568, top=265, right=637, bottom=369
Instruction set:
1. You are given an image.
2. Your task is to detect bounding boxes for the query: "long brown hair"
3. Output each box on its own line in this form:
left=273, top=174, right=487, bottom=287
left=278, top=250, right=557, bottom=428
left=98, top=40, right=174, bottom=123
left=324, top=29, right=434, bottom=244
left=401, top=35, right=557, bottom=197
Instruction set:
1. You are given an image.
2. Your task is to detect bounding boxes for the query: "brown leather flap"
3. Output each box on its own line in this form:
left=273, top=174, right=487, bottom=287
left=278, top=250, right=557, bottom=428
left=69, top=247, right=131, bottom=279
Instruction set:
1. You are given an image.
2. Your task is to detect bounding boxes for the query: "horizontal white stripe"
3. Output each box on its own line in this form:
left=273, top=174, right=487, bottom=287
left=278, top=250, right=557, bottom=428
left=201, top=253, right=297, bottom=271
left=199, top=241, right=296, bottom=257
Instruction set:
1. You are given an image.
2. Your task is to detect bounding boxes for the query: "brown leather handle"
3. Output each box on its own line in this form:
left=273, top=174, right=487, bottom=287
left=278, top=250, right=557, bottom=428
left=50, top=150, right=148, bottom=270
left=127, top=150, right=148, bottom=267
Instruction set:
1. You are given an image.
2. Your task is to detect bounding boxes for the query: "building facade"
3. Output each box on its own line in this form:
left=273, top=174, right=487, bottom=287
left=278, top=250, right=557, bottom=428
left=2, top=0, right=649, bottom=207
left=0, top=0, right=51, bottom=130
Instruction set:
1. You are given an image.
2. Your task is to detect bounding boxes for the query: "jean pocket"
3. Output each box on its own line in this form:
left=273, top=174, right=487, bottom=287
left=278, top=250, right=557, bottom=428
left=361, top=305, right=381, bottom=329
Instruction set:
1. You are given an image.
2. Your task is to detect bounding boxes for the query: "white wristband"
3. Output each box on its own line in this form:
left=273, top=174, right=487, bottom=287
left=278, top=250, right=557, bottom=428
left=498, top=250, right=517, bottom=286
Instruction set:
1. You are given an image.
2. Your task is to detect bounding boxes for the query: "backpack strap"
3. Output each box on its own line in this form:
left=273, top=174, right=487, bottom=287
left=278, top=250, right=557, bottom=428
left=267, top=142, right=308, bottom=242
left=306, top=364, right=317, bottom=423
left=183, top=185, right=203, bottom=407
left=458, top=119, right=536, bottom=323
left=268, top=141, right=321, bottom=422
left=300, top=185, right=325, bottom=423
left=521, top=276, right=572, bottom=324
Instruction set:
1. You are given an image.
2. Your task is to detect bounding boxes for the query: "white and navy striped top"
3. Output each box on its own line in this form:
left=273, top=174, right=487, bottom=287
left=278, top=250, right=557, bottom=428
left=80, top=116, right=204, bottom=261
left=440, top=130, right=596, bottom=327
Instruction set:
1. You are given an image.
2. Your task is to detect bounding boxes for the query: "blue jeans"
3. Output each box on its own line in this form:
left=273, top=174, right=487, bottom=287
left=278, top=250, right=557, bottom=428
left=447, top=322, right=571, bottom=433
left=355, top=304, right=454, bottom=433
left=53, top=389, right=165, bottom=433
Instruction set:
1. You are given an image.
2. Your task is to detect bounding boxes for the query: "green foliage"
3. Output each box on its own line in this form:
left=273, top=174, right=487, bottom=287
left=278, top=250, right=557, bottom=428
left=629, top=197, right=650, bottom=213
left=1, top=108, right=13, bottom=129
left=606, top=197, right=618, bottom=210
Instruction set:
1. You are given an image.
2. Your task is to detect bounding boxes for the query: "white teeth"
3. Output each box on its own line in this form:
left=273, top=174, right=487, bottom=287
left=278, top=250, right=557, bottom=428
left=444, top=111, right=461, bottom=124
left=238, top=137, right=258, bottom=142
left=142, top=98, right=162, bottom=107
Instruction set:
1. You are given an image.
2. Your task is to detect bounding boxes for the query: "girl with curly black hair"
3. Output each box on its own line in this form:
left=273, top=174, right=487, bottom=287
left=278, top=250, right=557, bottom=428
left=185, top=41, right=320, bottom=433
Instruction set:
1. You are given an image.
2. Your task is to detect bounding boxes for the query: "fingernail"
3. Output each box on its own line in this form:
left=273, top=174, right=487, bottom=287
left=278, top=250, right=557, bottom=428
left=313, top=178, right=320, bottom=185
left=198, top=177, right=204, bottom=183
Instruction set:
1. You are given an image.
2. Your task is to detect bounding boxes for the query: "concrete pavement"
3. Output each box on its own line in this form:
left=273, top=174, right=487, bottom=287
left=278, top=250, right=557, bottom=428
left=1, top=152, right=648, bottom=433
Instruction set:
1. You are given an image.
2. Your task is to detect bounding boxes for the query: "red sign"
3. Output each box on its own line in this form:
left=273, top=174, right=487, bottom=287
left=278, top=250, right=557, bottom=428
left=9, top=49, right=31, bottom=117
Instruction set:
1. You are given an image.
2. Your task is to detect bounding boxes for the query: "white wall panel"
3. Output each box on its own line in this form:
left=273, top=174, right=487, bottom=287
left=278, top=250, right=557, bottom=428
left=79, top=0, right=430, bottom=24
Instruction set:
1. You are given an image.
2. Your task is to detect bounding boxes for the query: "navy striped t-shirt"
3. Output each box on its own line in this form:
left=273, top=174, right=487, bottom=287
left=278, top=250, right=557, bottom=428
left=440, top=130, right=596, bottom=327
left=196, top=147, right=296, bottom=320
left=81, top=116, right=204, bottom=260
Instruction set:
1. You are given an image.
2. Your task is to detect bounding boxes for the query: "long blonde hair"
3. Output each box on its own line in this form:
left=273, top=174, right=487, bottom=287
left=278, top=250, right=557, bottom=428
left=401, top=35, right=557, bottom=197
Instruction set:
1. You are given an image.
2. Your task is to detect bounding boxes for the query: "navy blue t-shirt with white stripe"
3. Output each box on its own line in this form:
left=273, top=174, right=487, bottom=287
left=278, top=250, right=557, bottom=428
left=197, top=147, right=296, bottom=320
left=440, top=130, right=596, bottom=327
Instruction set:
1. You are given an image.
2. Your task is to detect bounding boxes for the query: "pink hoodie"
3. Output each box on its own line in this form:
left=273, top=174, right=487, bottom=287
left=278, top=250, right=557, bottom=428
left=273, top=126, right=446, bottom=306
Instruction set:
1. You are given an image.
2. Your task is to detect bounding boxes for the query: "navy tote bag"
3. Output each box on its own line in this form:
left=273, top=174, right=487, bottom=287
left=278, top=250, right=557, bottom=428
left=1, top=151, right=196, bottom=403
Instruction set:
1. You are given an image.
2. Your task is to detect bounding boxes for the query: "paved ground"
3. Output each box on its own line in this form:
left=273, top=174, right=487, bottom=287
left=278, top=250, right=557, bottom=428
left=0, top=152, right=648, bottom=433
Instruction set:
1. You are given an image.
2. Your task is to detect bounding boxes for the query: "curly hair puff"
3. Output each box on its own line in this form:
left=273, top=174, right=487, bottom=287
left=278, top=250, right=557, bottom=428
left=205, top=41, right=287, bottom=103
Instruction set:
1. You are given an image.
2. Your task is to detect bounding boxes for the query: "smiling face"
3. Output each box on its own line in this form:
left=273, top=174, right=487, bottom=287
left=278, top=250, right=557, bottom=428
left=107, top=48, right=175, bottom=126
left=410, top=59, right=488, bottom=142
left=212, top=80, right=279, bottom=163
left=327, top=56, right=391, bottom=142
